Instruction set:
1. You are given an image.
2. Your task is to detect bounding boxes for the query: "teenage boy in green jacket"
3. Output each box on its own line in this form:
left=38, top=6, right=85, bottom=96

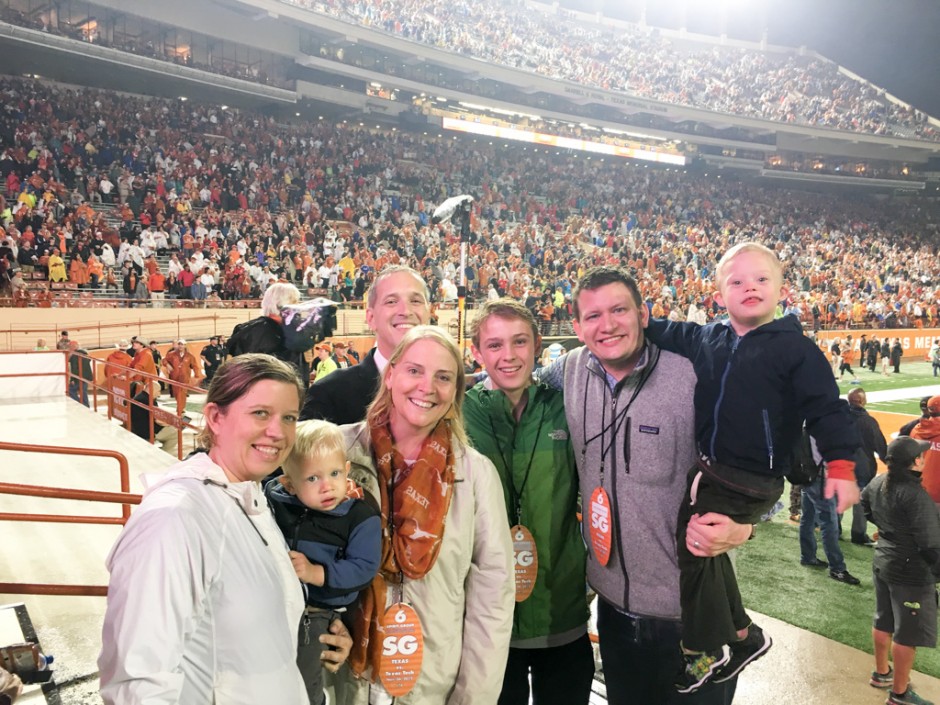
left=464, top=299, right=592, bottom=705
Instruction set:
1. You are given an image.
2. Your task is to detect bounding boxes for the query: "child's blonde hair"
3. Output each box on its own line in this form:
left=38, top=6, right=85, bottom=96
left=283, top=419, right=346, bottom=478
left=715, top=242, right=784, bottom=284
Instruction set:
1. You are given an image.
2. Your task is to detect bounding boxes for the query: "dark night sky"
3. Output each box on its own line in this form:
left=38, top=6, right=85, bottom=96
left=560, top=0, right=940, bottom=119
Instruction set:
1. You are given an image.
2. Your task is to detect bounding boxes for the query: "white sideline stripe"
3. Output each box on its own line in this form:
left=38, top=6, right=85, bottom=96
left=848, top=384, right=940, bottom=404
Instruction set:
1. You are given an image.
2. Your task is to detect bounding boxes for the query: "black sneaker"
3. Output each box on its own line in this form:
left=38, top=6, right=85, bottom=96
left=887, top=686, right=934, bottom=705
left=852, top=536, right=876, bottom=547
left=801, top=557, right=828, bottom=568
left=830, top=569, right=861, bottom=585
left=870, top=666, right=894, bottom=689
left=675, top=645, right=730, bottom=694
left=714, top=623, right=772, bottom=683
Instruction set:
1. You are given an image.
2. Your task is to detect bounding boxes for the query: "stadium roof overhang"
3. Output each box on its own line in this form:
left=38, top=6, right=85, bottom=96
left=0, top=20, right=296, bottom=111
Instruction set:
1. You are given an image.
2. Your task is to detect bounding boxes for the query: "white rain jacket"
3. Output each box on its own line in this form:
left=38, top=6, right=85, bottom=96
left=98, top=453, right=308, bottom=705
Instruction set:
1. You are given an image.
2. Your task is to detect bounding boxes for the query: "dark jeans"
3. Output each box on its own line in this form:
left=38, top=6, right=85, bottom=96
left=498, top=633, right=594, bottom=705
left=69, top=379, right=89, bottom=407
left=597, top=599, right=737, bottom=705
left=677, top=462, right=782, bottom=651
left=799, top=478, right=846, bottom=572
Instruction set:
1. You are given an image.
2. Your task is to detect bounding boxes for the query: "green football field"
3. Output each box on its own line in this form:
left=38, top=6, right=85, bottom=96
left=739, top=360, right=940, bottom=677
left=855, top=360, right=940, bottom=415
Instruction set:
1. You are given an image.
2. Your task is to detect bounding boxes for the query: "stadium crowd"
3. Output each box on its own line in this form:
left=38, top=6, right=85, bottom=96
left=1, top=76, right=940, bottom=331
left=3, top=0, right=936, bottom=142
left=291, top=0, right=939, bottom=141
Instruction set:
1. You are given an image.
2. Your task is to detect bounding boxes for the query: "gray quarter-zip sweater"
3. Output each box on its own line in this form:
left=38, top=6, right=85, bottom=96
left=558, top=343, right=697, bottom=619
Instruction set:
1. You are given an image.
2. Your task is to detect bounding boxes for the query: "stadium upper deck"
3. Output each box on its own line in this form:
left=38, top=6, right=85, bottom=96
left=286, top=0, right=938, bottom=142
left=1, top=0, right=939, bottom=179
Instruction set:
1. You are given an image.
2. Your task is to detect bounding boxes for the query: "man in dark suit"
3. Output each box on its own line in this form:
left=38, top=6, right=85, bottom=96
left=300, top=265, right=430, bottom=424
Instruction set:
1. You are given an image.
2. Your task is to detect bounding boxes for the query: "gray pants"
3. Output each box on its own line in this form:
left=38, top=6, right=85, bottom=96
left=297, top=608, right=342, bottom=705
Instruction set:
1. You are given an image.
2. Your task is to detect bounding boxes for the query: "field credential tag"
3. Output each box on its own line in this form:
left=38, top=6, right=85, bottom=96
left=378, top=603, right=424, bottom=697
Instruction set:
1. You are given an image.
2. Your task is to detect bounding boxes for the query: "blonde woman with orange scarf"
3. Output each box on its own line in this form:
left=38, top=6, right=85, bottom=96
left=338, top=326, right=514, bottom=705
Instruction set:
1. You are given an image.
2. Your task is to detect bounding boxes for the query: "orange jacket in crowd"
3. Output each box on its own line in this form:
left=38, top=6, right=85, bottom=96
left=130, top=348, right=158, bottom=384
left=163, top=348, right=200, bottom=386
left=104, top=350, right=133, bottom=380
left=149, top=271, right=166, bottom=293
left=911, top=416, right=940, bottom=504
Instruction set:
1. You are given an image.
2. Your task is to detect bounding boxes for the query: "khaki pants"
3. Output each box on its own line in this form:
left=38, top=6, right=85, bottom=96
left=154, top=424, right=179, bottom=458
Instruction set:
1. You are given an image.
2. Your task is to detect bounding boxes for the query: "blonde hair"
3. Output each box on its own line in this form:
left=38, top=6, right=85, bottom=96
left=197, top=353, right=303, bottom=449
left=367, top=325, right=468, bottom=447
left=284, top=420, right=346, bottom=477
left=261, top=282, right=301, bottom=317
left=715, top=242, right=784, bottom=284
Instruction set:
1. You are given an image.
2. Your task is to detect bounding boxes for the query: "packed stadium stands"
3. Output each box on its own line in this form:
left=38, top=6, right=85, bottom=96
left=287, top=0, right=939, bottom=141
left=2, top=71, right=939, bottom=332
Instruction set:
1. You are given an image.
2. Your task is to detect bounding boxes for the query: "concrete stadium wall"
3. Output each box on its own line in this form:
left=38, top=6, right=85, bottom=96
left=0, top=307, right=464, bottom=352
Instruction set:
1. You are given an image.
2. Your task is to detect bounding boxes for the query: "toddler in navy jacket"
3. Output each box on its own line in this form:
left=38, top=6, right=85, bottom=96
left=646, top=242, right=860, bottom=693
left=265, top=420, right=381, bottom=705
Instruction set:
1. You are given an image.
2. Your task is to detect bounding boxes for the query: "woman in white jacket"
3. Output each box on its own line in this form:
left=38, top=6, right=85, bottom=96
left=98, top=354, right=351, bottom=705
left=338, top=326, right=515, bottom=705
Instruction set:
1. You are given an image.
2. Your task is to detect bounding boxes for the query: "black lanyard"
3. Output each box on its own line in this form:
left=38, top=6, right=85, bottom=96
left=581, top=346, right=659, bottom=488
left=487, top=388, right=546, bottom=526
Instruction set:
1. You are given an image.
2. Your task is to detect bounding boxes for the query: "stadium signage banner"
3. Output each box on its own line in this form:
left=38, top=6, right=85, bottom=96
left=441, top=117, right=686, bottom=166
left=813, top=329, right=940, bottom=360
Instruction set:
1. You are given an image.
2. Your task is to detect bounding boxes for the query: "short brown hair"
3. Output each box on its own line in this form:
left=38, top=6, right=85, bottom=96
left=469, top=298, right=540, bottom=348
left=572, top=266, right=642, bottom=320
left=197, top=353, right=304, bottom=448
left=366, top=265, right=429, bottom=309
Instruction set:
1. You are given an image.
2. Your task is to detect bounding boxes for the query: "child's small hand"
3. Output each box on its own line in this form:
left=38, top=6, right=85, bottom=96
left=824, top=477, right=860, bottom=513
left=289, top=550, right=325, bottom=586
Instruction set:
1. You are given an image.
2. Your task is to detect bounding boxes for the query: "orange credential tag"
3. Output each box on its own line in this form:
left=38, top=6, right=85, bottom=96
left=511, top=524, right=538, bottom=602
left=588, top=486, right=612, bottom=566
left=378, top=602, right=424, bottom=697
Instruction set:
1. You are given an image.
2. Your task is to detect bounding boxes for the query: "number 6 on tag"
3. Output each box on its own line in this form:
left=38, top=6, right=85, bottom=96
left=379, top=603, right=424, bottom=697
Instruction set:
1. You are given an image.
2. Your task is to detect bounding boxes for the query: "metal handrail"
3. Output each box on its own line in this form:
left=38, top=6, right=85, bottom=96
left=55, top=350, right=205, bottom=459
left=0, top=441, right=142, bottom=597
left=0, top=441, right=138, bottom=522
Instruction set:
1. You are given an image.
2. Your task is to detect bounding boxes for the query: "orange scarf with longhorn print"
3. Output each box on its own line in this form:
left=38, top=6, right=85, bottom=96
left=349, top=420, right=456, bottom=678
